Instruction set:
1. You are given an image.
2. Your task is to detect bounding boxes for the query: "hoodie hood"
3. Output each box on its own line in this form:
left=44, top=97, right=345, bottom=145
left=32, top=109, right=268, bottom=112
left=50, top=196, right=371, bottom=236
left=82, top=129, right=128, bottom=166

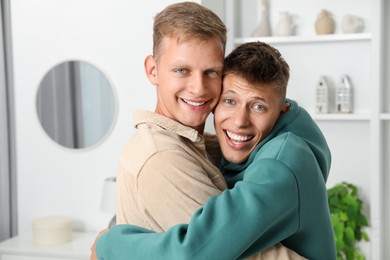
left=221, top=99, right=331, bottom=183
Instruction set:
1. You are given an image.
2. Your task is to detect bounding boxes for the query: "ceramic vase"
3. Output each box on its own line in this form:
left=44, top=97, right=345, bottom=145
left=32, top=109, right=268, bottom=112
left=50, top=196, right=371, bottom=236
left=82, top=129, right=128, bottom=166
left=341, top=14, right=364, bottom=34
left=315, top=9, right=335, bottom=35
left=275, top=12, right=296, bottom=36
left=251, top=0, right=272, bottom=37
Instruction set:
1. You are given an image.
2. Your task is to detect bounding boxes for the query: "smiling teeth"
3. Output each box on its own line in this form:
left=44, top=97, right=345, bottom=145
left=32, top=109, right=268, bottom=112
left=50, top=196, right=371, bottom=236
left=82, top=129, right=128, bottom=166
left=226, top=131, right=252, bottom=142
left=183, top=99, right=206, bottom=107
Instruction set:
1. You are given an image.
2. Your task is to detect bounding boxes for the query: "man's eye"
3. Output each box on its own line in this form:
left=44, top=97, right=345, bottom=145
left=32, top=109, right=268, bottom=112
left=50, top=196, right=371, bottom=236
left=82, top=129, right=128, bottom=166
left=206, top=70, right=218, bottom=76
left=175, top=68, right=188, bottom=74
left=224, top=98, right=235, bottom=105
left=253, top=104, right=266, bottom=111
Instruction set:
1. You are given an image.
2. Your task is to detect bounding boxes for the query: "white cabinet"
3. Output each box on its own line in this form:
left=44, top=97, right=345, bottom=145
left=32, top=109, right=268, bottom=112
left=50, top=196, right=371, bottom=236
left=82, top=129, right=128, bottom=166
left=0, top=232, right=96, bottom=260
left=203, top=0, right=386, bottom=259
left=2, top=255, right=70, bottom=260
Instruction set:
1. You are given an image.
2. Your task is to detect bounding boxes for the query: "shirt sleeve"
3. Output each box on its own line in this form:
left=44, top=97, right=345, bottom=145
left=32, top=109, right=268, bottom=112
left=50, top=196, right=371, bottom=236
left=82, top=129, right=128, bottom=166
left=136, top=149, right=226, bottom=231
left=96, top=159, right=300, bottom=260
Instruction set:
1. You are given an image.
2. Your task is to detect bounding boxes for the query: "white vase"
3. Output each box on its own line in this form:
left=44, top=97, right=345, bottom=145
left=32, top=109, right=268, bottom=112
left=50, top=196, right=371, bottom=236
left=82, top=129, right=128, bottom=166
left=251, top=0, right=272, bottom=37
left=341, top=15, right=364, bottom=34
left=275, top=12, right=296, bottom=36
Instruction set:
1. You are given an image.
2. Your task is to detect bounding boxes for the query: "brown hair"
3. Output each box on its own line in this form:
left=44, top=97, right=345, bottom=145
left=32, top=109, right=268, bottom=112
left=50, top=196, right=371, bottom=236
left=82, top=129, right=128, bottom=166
left=153, top=2, right=226, bottom=61
left=223, top=41, right=290, bottom=100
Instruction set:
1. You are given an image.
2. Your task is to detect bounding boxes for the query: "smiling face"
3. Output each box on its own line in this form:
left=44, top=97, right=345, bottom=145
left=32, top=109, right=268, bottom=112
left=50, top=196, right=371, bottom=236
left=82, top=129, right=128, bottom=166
left=145, top=36, right=224, bottom=133
left=214, top=74, right=288, bottom=164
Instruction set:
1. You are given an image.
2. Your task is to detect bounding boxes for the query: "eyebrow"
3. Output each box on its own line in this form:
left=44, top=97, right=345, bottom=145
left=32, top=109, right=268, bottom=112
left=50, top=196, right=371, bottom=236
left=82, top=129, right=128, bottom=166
left=170, top=59, right=223, bottom=70
left=221, top=89, right=237, bottom=96
left=221, top=89, right=268, bottom=102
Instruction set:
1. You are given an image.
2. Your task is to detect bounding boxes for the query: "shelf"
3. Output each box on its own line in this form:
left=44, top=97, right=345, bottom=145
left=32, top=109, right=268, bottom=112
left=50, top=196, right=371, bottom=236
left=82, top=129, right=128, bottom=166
left=380, top=113, right=390, bottom=120
left=311, top=113, right=371, bottom=121
left=234, top=33, right=372, bottom=45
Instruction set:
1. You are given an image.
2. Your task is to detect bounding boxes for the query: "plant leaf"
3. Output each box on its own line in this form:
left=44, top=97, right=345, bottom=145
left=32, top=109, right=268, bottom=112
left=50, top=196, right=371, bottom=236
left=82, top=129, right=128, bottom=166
left=327, top=182, right=370, bottom=260
left=362, top=232, right=370, bottom=242
left=345, top=226, right=355, bottom=245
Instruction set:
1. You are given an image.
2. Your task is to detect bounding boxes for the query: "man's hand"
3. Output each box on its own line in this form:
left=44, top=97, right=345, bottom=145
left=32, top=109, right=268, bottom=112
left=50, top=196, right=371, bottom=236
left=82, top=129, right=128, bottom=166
left=90, top=228, right=109, bottom=260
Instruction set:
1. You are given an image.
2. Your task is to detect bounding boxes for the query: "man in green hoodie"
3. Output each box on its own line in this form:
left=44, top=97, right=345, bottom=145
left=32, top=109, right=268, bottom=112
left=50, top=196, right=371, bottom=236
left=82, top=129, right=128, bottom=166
left=93, top=41, right=336, bottom=259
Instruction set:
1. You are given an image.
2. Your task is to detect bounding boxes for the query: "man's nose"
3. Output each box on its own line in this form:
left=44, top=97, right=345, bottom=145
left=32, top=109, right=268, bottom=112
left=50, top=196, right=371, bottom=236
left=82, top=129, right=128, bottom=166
left=188, top=73, right=207, bottom=95
left=232, top=106, right=250, bottom=127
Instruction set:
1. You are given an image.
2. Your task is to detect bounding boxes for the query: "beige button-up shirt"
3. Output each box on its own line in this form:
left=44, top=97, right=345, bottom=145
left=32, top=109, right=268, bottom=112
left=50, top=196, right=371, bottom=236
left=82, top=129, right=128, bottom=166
left=116, top=110, right=227, bottom=231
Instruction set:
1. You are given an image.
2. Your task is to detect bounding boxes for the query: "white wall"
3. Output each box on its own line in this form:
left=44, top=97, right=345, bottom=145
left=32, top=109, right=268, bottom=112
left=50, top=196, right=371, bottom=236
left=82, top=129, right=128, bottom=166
left=10, top=0, right=190, bottom=233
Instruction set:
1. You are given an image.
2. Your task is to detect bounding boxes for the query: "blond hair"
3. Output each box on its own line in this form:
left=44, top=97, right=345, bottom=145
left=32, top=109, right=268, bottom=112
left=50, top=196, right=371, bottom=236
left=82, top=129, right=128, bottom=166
left=153, top=2, right=226, bottom=61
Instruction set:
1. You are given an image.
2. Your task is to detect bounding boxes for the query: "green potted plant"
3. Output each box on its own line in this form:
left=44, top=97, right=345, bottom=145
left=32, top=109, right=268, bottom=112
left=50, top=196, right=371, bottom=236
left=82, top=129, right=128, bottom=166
left=327, top=182, right=370, bottom=260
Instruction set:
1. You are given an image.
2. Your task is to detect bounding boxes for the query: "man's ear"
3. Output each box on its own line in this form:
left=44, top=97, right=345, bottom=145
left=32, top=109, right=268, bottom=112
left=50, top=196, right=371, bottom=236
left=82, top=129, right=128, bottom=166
left=144, top=55, right=158, bottom=85
left=280, top=102, right=291, bottom=115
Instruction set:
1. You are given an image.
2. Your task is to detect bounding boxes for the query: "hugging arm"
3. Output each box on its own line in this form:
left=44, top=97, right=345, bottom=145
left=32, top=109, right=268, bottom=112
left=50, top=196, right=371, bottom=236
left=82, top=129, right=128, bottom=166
left=97, top=160, right=300, bottom=260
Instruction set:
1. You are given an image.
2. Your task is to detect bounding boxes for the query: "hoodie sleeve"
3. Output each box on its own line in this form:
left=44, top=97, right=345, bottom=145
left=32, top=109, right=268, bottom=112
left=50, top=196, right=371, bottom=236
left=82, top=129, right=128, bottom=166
left=96, top=159, right=300, bottom=260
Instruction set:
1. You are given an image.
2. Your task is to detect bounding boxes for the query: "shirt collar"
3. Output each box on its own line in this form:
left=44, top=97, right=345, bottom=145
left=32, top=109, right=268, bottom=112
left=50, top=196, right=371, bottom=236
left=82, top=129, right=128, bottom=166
left=133, top=110, right=202, bottom=143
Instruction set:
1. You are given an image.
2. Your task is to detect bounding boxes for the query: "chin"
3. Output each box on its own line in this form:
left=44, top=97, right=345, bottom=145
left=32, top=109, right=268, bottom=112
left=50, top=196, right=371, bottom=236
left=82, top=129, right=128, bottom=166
left=223, top=154, right=245, bottom=164
left=229, top=159, right=245, bottom=164
left=179, top=118, right=200, bottom=127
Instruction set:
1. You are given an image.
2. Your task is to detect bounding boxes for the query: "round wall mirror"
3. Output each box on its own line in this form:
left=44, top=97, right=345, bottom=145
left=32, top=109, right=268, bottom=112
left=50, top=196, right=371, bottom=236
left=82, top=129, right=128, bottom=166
left=36, top=61, right=117, bottom=149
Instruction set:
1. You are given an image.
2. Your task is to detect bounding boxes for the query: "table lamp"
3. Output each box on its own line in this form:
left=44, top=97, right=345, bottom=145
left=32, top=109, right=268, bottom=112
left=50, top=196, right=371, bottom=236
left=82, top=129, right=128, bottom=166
left=100, top=177, right=116, bottom=228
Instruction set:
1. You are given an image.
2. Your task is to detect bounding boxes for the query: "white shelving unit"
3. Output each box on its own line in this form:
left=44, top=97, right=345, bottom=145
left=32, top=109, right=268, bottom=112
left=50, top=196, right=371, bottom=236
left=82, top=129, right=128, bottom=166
left=311, top=113, right=371, bottom=122
left=204, top=0, right=387, bottom=259
left=234, top=33, right=372, bottom=45
left=381, top=113, right=390, bottom=120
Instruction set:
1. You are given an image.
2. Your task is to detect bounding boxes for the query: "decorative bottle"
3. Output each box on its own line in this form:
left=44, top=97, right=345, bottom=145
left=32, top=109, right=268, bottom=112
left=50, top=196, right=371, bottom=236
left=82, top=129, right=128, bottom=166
left=316, top=76, right=332, bottom=114
left=335, top=75, right=353, bottom=113
left=251, top=0, right=272, bottom=37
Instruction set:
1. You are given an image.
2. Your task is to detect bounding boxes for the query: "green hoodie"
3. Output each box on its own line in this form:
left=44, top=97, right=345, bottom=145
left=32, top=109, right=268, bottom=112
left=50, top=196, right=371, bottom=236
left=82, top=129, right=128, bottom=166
left=96, top=99, right=336, bottom=260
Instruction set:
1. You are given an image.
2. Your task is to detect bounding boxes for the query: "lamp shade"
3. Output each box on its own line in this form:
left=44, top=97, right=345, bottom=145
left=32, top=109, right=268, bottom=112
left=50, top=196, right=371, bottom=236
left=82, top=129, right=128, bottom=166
left=100, top=177, right=116, bottom=214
